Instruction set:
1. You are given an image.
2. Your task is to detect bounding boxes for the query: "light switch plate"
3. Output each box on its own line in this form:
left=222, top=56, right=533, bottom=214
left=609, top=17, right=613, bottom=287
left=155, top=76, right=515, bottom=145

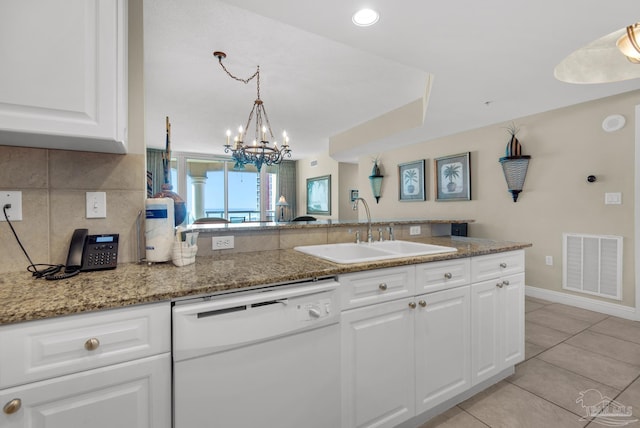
left=409, top=225, right=421, bottom=235
left=0, top=191, right=23, bottom=221
left=605, top=192, right=622, bottom=205
left=86, top=192, right=107, bottom=218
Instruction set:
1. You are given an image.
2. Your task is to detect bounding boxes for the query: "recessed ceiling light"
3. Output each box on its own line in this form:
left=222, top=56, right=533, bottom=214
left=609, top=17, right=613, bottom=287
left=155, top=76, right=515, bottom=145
left=352, top=8, right=379, bottom=27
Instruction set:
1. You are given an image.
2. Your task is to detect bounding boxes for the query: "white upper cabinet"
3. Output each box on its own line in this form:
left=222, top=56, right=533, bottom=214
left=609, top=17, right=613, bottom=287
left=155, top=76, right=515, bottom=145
left=0, top=0, right=127, bottom=153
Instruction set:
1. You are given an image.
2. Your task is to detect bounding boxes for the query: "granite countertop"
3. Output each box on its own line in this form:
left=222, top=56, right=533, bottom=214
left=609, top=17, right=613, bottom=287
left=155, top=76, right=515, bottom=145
left=0, top=236, right=531, bottom=325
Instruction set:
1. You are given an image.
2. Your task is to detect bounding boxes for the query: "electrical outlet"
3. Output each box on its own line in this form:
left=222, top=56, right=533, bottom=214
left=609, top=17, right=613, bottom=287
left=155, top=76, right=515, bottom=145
left=545, top=255, right=553, bottom=266
left=0, top=191, right=23, bottom=221
left=409, top=225, right=421, bottom=236
left=86, top=192, right=107, bottom=218
left=212, top=236, right=234, bottom=250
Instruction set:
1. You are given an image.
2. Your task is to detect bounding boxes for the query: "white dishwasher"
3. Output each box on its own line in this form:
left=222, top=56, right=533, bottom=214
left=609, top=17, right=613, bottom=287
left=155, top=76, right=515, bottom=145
left=172, top=279, right=340, bottom=428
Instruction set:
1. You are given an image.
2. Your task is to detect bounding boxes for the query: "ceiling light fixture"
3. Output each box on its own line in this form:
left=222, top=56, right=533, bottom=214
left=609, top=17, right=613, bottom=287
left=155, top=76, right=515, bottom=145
left=352, top=8, right=379, bottom=27
left=617, top=23, right=640, bottom=64
left=214, top=51, right=291, bottom=171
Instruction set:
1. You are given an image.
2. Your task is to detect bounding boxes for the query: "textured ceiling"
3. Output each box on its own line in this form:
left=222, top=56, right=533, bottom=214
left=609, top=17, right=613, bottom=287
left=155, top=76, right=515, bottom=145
left=144, top=0, right=640, bottom=162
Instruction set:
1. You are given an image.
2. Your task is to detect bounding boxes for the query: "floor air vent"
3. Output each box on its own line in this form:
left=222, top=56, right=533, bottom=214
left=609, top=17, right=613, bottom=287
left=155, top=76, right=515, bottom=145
left=563, top=233, right=622, bottom=300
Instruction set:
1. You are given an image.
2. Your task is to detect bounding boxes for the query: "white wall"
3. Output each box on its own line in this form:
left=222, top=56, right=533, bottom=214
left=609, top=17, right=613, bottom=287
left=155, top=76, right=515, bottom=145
left=295, top=91, right=638, bottom=309
left=346, top=90, right=638, bottom=307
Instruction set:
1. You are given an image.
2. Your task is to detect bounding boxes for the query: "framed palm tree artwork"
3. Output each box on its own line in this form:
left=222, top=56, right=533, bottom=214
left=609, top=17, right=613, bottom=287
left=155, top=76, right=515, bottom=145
left=435, top=152, right=471, bottom=201
left=398, top=160, right=426, bottom=201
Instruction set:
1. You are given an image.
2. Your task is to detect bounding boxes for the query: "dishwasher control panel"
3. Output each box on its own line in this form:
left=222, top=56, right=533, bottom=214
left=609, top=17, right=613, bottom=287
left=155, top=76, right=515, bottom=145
left=298, top=298, right=332, bottom=321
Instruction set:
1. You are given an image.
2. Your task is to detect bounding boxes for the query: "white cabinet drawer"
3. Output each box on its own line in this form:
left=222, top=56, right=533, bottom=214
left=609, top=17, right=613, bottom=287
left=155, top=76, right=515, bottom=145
left=0, top=302, right=170, bottom=388
left=339, top=266, right=415, bottom=310
left=471, top=250, right=525, bottom=283
left=415, top=258, right=470, bottom=294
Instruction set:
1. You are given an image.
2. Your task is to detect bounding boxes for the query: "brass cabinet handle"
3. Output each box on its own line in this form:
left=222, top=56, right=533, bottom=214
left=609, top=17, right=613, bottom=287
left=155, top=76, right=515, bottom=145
left=418, top=300, right=427, bottom=307
left=408, top=302, right=417, bottom=309
left=378, top=283, right=387, bottom=291
left=84, top=337, right=100, bottom=351
left=3, top=398, right=21, bottom=415
left=443, top=272, right=452, bottom=280
left=499, top=262, right=507, bottom=268
left=502, top=280, right=510, bottom=286
left=496, top=282, right=504, bottom=288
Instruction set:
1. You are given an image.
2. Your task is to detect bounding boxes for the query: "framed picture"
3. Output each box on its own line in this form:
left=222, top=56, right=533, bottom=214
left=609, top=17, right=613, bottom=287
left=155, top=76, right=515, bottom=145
left=307, top=175, right=331, bottom=215
left=350, top=189, right=359, bottom=202
left=398, top=160, right=426, bottom=201
left=435, top=152, right=471, bottom=201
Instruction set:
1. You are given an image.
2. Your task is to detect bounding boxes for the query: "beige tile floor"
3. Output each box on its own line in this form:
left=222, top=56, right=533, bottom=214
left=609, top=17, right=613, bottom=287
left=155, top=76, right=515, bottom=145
left=420, top=297, right=640, bottom=428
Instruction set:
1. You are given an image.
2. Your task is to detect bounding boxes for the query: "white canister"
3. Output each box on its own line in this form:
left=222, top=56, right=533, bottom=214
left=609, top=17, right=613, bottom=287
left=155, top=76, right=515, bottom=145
left=145, top=198, right=174, bottom=262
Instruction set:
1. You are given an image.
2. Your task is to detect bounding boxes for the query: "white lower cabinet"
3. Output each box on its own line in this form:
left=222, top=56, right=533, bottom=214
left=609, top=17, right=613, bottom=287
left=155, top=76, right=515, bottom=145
left=341, top=282, right=471, bottom=428
left=341, top=297, right=416, bottom=428
left=340, top=251, right=525, bottom=428
left=0, top=354, right=170, bottom=428
left=471, top=273, right=524, bottom=385
left=415, top=286, right=470, bottom=413
left=470, top=251, right=525, bottom=387
left=471, top=272, right=525, bottom=385
left=0, top=303, right=171, bottom=428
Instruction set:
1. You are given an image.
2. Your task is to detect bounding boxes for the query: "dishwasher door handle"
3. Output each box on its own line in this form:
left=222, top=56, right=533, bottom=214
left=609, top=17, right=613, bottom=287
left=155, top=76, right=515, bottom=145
left=194, top=298, right=288, bottom=319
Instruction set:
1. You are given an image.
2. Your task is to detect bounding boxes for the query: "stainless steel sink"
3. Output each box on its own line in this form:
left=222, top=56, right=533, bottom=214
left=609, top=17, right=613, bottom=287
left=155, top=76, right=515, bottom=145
left=294, top=241, right=457, bottom=264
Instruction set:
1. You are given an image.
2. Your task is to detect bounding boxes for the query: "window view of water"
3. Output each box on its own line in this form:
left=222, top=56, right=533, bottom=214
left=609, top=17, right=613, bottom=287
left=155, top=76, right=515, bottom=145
left=175, top=159, right=276, bottom=222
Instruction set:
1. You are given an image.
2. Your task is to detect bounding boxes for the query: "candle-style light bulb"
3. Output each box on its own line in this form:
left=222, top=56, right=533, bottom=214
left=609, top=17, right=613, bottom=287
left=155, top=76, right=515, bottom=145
left=262, top=126, right=267, bottom=141
left=238, top=126, right=244, bottom=142
left=225, top=129, right=231, bottom=146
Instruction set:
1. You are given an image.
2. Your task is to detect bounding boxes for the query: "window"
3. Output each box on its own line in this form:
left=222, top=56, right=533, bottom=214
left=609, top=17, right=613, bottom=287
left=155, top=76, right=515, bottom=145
left=170, top=154, right=280, bottom=223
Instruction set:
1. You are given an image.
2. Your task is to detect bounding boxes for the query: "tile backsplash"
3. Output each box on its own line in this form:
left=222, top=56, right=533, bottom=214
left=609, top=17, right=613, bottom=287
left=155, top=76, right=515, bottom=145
left=0, top=146, right=145, bottom=274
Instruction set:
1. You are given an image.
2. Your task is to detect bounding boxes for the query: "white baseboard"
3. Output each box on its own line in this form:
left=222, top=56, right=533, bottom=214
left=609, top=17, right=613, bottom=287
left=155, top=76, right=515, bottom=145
left=525, top=285, right=638, bottom=321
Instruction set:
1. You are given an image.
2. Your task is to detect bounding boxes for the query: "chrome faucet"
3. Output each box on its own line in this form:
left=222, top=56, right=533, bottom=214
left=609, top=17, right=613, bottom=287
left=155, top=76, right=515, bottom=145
left=352, top=197, right=373, bottom=243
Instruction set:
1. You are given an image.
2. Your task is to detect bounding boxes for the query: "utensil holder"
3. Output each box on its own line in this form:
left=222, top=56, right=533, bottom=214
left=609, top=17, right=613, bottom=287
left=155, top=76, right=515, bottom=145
left=172, top=242, right=197, bottom=267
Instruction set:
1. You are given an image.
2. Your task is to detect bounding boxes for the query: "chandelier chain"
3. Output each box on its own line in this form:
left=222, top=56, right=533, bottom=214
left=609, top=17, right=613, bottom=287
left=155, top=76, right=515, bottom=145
left=216, top=56, right=260, bottom=90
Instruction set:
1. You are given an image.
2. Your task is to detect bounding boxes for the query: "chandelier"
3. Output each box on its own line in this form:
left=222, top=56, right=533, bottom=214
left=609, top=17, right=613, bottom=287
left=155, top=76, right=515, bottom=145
left=213, top=51, right=291, bottom=171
